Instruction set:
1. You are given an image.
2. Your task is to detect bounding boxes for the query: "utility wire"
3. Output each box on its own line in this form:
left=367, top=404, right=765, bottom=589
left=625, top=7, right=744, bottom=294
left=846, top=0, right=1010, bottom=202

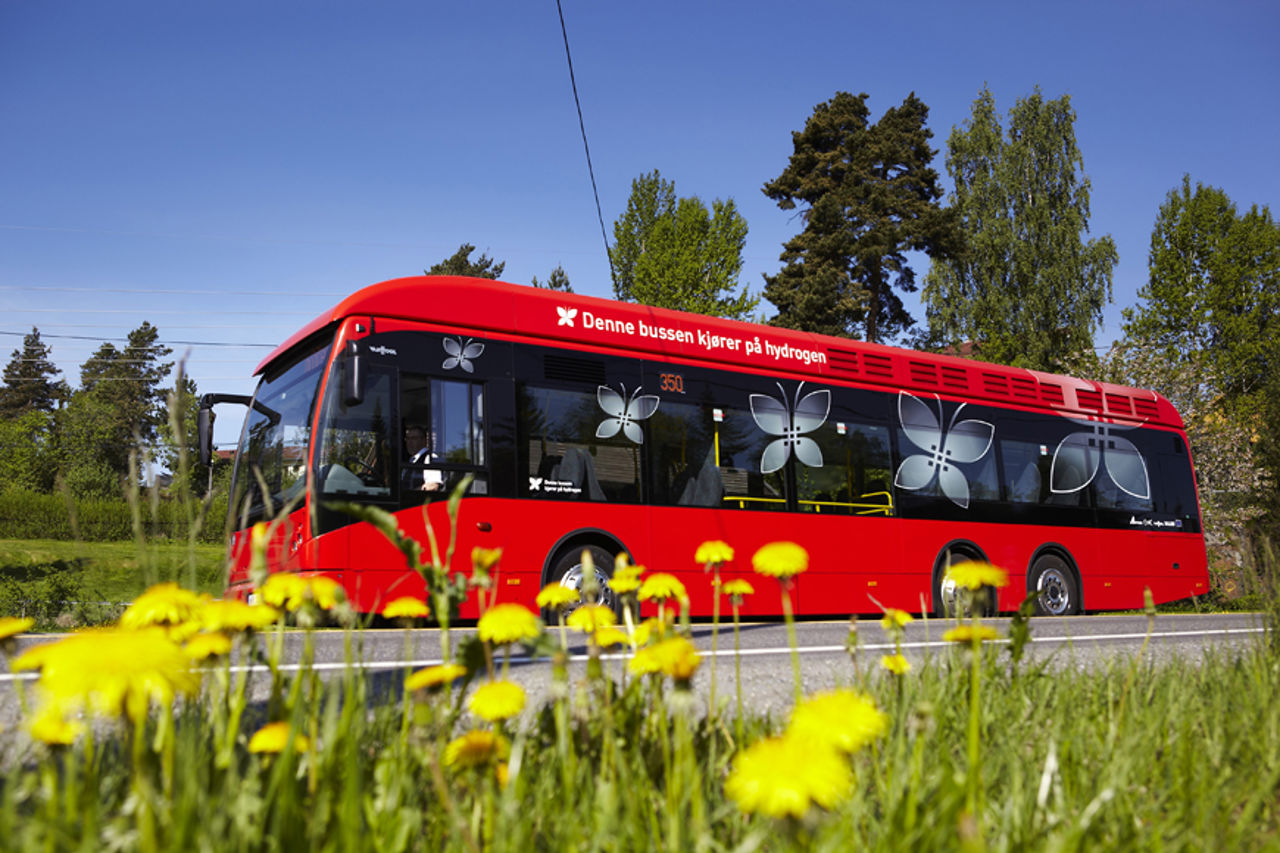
left=556, top=0, right=615, bottom=289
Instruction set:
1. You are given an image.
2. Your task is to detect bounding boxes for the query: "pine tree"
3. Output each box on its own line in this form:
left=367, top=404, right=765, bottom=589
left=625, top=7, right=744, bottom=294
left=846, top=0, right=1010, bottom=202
left=0, top=327, right=66, bottom=418
left=763, top=92, right=957, bottom=342
left=426, top=244, right=506, bottom=279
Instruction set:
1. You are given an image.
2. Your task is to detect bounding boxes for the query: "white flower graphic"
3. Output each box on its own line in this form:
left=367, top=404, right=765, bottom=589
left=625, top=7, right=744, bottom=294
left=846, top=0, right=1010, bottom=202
left=749, top=382, right=830, bottom=474
left=557, top=306, right=578, bottom=327
left=894, top=392, right=994, bottom=509
left=1050, top=418, right=1150, bottom=499
left=596, top=384, right=660, bottom=444
left=442, top=337, right=484, bottom=373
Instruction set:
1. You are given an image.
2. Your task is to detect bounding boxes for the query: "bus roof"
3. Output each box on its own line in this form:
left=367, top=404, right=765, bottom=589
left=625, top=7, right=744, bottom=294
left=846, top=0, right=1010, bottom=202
left=260, top=275, right=1182, bottom=428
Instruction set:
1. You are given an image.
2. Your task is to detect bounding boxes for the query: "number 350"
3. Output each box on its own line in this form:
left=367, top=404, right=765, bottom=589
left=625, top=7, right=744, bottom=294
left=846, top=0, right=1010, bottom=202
left=659, top=372, right=685, bottom=393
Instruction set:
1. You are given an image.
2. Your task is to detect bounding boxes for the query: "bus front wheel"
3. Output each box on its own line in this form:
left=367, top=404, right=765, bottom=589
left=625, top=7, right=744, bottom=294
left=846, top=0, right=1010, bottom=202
left=1030, top=553, right=1079, bottom=616
left=548, top=544, right=618, bottom=615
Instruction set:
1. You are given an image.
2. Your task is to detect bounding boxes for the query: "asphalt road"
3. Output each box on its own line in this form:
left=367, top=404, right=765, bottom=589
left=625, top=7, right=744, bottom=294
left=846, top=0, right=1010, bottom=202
left=1, top=611, right=1266, bottom=725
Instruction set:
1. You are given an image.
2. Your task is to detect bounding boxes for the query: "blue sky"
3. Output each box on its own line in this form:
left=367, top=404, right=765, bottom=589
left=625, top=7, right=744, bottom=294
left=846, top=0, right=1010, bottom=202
left=2, top=1, right=1277, bottom=448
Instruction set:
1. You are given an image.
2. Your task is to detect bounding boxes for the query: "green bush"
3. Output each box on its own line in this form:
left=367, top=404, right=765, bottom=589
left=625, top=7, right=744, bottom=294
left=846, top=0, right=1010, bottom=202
left=0, top=489, right=228, bottom=543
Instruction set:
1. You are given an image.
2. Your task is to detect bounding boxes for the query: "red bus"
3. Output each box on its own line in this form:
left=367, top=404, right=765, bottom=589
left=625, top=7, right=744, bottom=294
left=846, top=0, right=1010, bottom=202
left=200, top=275, right=1208, bottom=618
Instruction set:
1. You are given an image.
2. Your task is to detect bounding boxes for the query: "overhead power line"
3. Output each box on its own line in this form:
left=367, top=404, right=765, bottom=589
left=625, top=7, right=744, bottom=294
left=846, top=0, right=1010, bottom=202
left=555, top=0, right=615, bottom=289
left=0, top=330, right=273, bottom=348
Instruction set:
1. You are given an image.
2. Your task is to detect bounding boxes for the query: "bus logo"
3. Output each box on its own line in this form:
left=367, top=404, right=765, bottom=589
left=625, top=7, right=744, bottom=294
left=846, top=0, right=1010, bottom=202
left=442, top=336, right=484, bottom=373
left=1051, top=419, right=1150, bottom=500
left=557, top=306, right=578, bottom=327
left=596, top=384, right=660, bottom=444
left=895, top=392, right=994, bottom=509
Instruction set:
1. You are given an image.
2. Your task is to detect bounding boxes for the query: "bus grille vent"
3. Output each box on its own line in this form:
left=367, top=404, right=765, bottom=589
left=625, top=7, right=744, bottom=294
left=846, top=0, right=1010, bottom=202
left=1133, top=397, right=1159, bottom=419
left=981, top=372, right=1009, bottom=396
left=1106, top=394, right=1134, bottom=416
left=1076, top=389, right=1104, bottom=411
left=940, top=366, right=969, bottom=392
left=1010, top=376, right=1039, bottom=401
left=1040, top=384, right=1065, bottom=406
left=543, top=354, right=607, bottom=385
left=862, top=353, right=893, bottom=379
left=826, top=348, right=860, bottom=376
left=908, top=361, right=938, bottom=387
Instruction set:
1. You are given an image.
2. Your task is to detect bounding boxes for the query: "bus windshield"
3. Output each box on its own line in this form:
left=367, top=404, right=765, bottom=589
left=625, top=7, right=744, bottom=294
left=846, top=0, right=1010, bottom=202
left=229, top=342, right=330, bottom=525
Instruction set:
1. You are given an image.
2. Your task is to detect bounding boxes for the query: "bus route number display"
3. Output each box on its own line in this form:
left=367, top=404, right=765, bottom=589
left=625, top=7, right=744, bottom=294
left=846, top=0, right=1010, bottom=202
left=659, top=372, right=685, bottom=394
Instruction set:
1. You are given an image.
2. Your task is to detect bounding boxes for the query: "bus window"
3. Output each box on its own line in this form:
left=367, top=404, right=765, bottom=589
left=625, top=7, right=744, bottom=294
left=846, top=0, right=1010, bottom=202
left=315, top=369, right=394, bottom=500
left=650, top=397, right=720, bottom=507
left=796, top=419, right=893, bottom=515
left=401, top=375, right=487, bottom=503
left=517, top=383, right=643, bottom=503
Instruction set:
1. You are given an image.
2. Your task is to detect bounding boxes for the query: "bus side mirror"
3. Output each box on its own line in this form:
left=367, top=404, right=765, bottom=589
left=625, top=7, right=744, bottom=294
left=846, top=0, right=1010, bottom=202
left=344, top=341, right=364, bottom=407
left=198, top=407, right=214, bottom=467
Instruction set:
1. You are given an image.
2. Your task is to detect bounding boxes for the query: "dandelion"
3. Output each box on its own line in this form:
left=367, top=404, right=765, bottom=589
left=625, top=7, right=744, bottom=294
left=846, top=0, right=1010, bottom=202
left=724, top=734, right=852, bottom=819
left=476, top=603, right=541, bottom=646
left=607, top=566, right=643, bottom=596
left=471, top=547, right=503, bottom=572
left=248, top=721, right=311, bottom=754
left=444, top=730, right=510, bottom=771
left=721, top=578, right=755, bottom=602
left=259, top=573, right=308, bottom=611
left=722, top=577, right=754, bottom=739
left=469, top=680, right=526, bottom=723
left=382, top=596, right=430, bottom=620
left=301, top=574, right=343, bottom=610
left=184, top=632, right=232, bottom=661
left=535, top=583, right=581, bottom=612
left=405, top=663, right=466, bottom=693
left=880, top=608, right=914, bottom=632
left=751, top=541, right=808, bottom=579
left=0, top=616, right=33, bottom=640
left=880, top=653, right=911, bottom=675
left=695, top=540, right=734, bottom=566
left=120, top=582, right=208, bottom=633
left=198, top=599, right=279, bottom=634
left=593, top=626, right=628, bottom=649
left=629, top=636, right=701, bottom=683
left=15, top=628, right=200, bottom=725
left=567, top=604, right=616, bottom=634
left=638, top=573, right=687, bottom=604
left=29, top=706, right=82, bottom=746
left=632, top=615, right=671, bottom=647
left=788, top=688, right=887, bottom=755
left=945, top=561, right=1009, bottom=590
left=943, top=625, right=1001, bottom=645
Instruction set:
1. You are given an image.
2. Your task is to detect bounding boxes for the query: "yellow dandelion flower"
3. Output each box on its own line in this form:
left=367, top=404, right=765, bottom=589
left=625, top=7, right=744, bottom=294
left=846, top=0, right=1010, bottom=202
left=199, top=599, right=279, bottom=633
left=724, top=735, right=852, bottom=818
left=248, top=721, right=310, bottom=754
left=16, top=628, right=200, bottom=725
left=476, top=603, right=541, bottom=646
left=567, top=604, right=616, bottom=634
left=495, top=761, right=510, bottom=788
left=535, top=583, right=580, bottom=611
left=632, top=615, right=671, bottom=647
left=259, top=573, right=308, bottom=611
left=695, top=540, right=735, bottom=566
left=752, top=542, right=808, bottom=579
left=721, top=579, right=755, bottom=599
left=471, top=547, right=503, bottom=571
left=638, top=573, right=687, bottom=604
left=382, top=597, right=430, bottom=620
left=880, top=653, right=911, bottom=675
left=120, top=583, right=208, bottom=631
left=444, top=730, right=509, bottom=771
left=469, top=680, right=526, bottom=722
left=629, top=636, right=701, bottom=681
left=184, top=632, right=232, bottom=660
left=29, top=706, right=82, bottom=746
left=0, top=617, right=34, bottom=641
left=405, top=663, right=467, bottom=693
left=880, top=608, right=914, bottom=631
left=945, top=561, right=1009, bottom=590
left=608, top=566, right=643, bottom=596
left=943, top=624, right=1000, bottom=644
left=250, top=521, right=270, bottom=551
left=593, top=626, right=628, bottom=648
left=301, top=574, right=343, bottom=610
left=788, top=688, right=887, bottom=755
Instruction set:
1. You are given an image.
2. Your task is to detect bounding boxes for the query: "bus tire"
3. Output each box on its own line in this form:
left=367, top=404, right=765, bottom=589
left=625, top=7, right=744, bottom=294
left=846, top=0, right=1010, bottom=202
left=547, top=544, right=618, bottom=616
left=1029, top=553, right=1079, bottom=616
left=934, top=544, right=996, bottom=618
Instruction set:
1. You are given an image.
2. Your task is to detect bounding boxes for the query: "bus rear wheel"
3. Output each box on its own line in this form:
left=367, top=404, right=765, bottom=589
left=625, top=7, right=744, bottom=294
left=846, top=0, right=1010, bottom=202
left=1030, top=553, right=1079, bottom=616
left=548, top=544, right=618, bottom=616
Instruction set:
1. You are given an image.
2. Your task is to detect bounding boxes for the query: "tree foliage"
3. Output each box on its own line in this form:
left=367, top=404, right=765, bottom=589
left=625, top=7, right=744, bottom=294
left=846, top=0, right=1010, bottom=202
left=0, top=327, right=67, bottom=418
left=763, top=92, right=957, bottom=343
left=531, top=265, right=574, bottom=293
left=426, top=244, right=506, bottom=280
left=611, top=170, right=756, bottom=320
left=1122, top=175, right=1280, bottom=406
left=922, top=86, right=1117, bottom=371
